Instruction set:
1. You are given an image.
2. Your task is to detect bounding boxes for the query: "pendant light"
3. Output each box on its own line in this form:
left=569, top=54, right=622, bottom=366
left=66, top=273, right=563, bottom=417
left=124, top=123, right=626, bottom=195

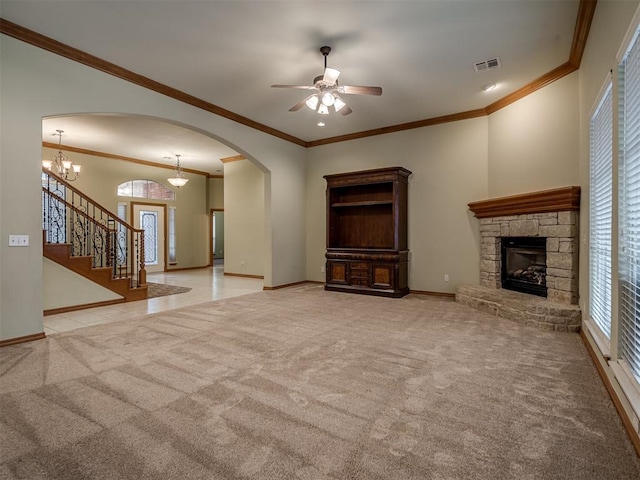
left=167, top=154, right=189, bottom=188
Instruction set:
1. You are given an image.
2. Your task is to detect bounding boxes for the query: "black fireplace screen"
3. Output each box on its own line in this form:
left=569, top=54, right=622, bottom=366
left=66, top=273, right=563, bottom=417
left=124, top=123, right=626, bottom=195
left=501, top=237, right=547, bottom=297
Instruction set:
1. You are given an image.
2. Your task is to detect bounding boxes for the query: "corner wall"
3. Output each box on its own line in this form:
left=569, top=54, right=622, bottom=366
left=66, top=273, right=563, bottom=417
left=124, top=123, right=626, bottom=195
left=306, top=118, right=490, bottom=293
left=306, top=70, right=583, bottom=295
left=224, top=160, right=265, bottom=276
left=487, top=72, right=580, bottom=198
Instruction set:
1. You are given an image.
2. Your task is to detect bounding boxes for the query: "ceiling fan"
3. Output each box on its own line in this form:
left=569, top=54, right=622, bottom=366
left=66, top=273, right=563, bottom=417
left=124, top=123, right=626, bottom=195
left=271, top=46, right=382, bottom=116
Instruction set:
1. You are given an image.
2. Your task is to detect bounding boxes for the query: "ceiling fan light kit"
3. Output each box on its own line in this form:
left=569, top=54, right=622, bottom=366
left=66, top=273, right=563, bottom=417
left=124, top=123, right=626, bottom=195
left=272, top=46, right=382, bottom=117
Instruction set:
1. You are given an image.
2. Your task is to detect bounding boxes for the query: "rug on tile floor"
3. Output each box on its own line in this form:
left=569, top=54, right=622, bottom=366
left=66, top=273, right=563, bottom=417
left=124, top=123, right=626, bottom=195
left=145, top=282, right=192, bottom=299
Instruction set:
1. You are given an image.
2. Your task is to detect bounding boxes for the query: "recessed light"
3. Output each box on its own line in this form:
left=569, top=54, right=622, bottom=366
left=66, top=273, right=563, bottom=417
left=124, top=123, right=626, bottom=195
left=317, top=122, right=326, bottom=127
left=483, top=83, right=497, bottom=92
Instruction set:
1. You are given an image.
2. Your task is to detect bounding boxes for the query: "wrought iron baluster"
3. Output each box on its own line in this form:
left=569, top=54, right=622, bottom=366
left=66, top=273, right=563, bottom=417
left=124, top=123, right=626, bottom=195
left=41, top=168, right=147, bottom=289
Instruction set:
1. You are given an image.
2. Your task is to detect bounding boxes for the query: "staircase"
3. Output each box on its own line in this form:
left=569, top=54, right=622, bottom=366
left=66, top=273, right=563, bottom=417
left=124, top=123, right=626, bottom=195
left=42, top=169, right=148, bottom=303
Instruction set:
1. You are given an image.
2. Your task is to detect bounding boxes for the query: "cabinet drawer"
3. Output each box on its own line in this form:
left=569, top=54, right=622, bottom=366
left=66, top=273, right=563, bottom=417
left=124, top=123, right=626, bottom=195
left=350, top=270, right=369, bottom=279
left=350, top=262, right=368, bottom=269
left=350, top=277, right=369, bottom=287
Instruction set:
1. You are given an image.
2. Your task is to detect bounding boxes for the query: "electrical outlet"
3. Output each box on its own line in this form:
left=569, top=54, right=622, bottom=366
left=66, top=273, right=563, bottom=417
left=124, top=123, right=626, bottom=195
left=321, top=266, right=325, bottom=273
left=444, top=274, right=449, bottom=282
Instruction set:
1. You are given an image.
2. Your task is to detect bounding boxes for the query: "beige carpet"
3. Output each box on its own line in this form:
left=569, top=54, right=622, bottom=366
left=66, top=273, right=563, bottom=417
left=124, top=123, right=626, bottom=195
left=1, top=284, right=639, bottom=479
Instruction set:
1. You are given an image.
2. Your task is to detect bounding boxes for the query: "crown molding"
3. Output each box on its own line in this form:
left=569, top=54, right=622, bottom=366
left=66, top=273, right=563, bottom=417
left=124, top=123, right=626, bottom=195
left=307, top=109, right=488, bottom=147
left=2, top=0, right=596, bottom=148
left=42, top=141, right=210, bottom=176
left=484, top=62, right=578, bottom=115
left=220, top=155, right=246, bottom=163
left=569, top=0, right=598, bottom=67
left=0, top=18, right=306, bottom=148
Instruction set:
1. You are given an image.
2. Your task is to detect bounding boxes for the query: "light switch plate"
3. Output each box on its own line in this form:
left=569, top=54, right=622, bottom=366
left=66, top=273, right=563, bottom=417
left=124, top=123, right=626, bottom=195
left=8, top=235, right=29, bottom=247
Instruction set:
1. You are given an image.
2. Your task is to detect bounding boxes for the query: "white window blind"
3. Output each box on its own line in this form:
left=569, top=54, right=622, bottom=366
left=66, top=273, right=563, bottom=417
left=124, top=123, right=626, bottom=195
left=590, top=81, right=613, bottom=339
left=619, top=26, right=640, bottom=382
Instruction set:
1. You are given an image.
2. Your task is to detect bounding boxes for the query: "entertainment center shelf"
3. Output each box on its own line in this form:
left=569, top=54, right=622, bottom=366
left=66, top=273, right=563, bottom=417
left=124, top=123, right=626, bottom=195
left=330, top=200, right=393, bottom=207
left=324, top=167, right=411, bottom=298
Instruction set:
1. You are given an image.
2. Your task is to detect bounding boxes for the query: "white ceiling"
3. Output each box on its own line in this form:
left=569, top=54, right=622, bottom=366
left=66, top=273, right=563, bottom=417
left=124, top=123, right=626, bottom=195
left=3, top=0, right=580, bottom=174
left=42, top=115, right=237, bottom=175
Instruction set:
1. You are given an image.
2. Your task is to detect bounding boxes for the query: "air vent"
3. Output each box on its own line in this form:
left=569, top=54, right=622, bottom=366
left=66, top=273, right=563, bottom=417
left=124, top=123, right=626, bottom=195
left=474, top=57, right=501, bottom=72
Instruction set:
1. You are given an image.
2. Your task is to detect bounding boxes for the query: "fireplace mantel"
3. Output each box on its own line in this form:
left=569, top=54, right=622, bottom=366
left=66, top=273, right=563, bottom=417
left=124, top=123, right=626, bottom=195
left=468, top=186, right=580, bottom=218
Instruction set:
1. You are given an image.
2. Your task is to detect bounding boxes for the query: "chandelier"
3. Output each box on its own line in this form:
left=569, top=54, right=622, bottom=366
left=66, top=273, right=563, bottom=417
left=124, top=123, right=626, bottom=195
left=42, top=130, right=82, bottom=182
left=42, top=130, right=81, bottom=181
left=167, top=154, right=189, bottom=188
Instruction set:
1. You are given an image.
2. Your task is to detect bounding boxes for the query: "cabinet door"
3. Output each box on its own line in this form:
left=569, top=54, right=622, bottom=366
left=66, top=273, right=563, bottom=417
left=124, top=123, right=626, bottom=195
left=371, top=263, right=395, bottom=289
left=327, top=261, right=349, bottom=285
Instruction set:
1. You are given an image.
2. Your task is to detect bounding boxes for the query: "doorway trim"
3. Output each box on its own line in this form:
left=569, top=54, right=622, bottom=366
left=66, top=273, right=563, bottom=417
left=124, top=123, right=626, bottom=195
left=131, top=201, right=169, bottom=272
left=209, top=208, right=224, bottom=267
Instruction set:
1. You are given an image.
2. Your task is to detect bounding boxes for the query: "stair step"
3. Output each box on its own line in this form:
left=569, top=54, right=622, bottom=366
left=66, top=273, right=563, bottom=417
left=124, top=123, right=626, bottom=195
left=43, top=242, right=147, bottom=302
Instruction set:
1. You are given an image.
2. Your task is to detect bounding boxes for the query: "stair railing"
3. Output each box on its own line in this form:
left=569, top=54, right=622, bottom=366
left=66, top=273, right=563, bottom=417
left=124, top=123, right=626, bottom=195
left=42, top=168, right=146, bottom=288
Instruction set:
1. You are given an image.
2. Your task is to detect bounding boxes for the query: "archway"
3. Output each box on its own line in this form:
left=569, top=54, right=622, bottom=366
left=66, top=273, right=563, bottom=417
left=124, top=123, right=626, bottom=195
left=41, top=113, right=271, bottom=309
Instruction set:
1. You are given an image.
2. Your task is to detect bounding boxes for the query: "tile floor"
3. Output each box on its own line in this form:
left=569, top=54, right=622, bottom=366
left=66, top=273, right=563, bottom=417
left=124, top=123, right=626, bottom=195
left=44, top=266, right=263, bottom=335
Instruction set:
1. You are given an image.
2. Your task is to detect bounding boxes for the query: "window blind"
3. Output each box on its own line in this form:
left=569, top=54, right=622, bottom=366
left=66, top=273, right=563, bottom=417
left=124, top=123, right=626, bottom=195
left=590, top=82, right=613, bottom=339
left=619, top=26, right=640, bottom=382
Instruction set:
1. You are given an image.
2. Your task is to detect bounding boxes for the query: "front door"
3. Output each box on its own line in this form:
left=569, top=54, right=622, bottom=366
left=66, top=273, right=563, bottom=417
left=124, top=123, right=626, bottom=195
left=132, top=203, right=166, bottom=273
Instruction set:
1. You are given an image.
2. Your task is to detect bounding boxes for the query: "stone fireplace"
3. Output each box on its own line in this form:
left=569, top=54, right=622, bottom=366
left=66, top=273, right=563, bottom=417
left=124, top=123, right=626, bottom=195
left=456, top=187, right=582, bottom=331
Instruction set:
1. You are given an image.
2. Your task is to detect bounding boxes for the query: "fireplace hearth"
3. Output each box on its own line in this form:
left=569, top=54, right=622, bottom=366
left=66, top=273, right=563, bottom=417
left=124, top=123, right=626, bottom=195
left=501, top=237, right=547, bottom=297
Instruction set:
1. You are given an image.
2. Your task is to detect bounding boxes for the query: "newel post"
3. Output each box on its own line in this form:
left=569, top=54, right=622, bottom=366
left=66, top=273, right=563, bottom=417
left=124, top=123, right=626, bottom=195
left=138, top=230, right=146, bottom=286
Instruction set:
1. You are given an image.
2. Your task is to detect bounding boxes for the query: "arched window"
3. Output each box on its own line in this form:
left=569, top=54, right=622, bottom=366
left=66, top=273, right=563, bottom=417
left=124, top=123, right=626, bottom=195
left=117, top=180, right=175, bottom=201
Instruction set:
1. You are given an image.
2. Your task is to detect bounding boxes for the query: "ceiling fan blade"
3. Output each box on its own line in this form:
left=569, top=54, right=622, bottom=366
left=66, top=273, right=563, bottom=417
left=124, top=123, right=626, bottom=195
left=323, top=68, right=340, bottom=85
left=289, top=95, right=315, bottom=112
left=271, top=84, right=317, bottom=90
left=338, top=105, right=353, bottom=116
left=338, top=85, right=383, bottom=96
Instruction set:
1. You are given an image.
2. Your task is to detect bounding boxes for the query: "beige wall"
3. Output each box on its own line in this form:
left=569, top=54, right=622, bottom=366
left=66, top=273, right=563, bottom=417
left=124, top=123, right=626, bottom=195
left=43, top=258, right=122, bottom=310
left=224, top=160, right=265, bottom=276
left=208, top=177, right=224, bottom=210
left=487, top=72, right=580, bottom=197
left=306, top=118, right=489, bottom=293
left=0, top=35, right=307, bottom=341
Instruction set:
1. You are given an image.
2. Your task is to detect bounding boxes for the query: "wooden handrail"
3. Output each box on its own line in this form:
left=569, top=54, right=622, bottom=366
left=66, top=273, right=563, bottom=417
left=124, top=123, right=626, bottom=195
left=42, top=188, right=118, bottom=234
left=43, top=168, right=138, bottom=232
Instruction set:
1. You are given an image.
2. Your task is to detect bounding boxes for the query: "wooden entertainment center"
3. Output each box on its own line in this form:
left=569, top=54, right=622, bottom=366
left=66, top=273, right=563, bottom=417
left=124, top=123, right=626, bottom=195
left=324, top=167, right=411, bottom=297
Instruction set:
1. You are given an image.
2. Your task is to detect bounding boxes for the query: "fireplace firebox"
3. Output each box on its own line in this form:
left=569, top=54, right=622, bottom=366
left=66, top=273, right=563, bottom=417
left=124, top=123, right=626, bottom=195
left=501, top=237, right=547, bottom=297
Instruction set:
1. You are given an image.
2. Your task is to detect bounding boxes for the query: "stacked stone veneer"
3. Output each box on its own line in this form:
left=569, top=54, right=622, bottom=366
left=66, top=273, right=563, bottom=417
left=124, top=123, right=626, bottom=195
left=456, top=209, right=581, bottom=332
left=479, top=211, right=578, bottom=304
